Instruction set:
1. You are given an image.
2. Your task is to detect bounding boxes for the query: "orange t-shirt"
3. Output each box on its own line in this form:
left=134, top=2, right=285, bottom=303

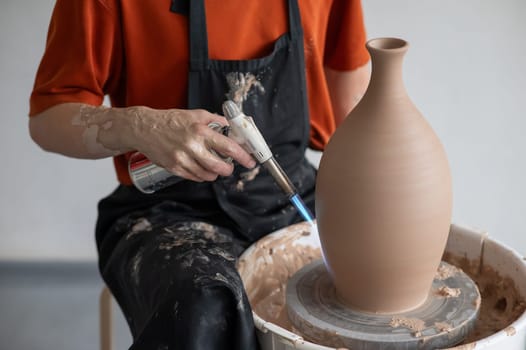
left=30, top=0, right=369, bottom=185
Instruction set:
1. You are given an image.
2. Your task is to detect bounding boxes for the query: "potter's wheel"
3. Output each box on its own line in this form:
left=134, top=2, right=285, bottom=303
left=286, top=260, right=480, bottom=350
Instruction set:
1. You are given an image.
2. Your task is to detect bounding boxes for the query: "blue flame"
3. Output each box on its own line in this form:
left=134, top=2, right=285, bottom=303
left=289, top=193, right=315, bottom=223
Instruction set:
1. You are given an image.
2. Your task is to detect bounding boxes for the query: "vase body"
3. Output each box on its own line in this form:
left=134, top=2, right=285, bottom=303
left=315, top=38, right=452, bottom=313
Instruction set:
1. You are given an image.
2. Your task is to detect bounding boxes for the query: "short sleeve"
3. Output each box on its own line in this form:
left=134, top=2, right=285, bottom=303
left=324, top=0, right=369, bottom=71
left=29, top=0, right=122, bottom=116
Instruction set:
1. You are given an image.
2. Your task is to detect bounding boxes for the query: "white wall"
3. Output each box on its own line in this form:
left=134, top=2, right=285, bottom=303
left=361, top=0, right=526, bottom=255
left=1, top=0, right=525, bottom=261
left=0, top=0, right=116, bottom=261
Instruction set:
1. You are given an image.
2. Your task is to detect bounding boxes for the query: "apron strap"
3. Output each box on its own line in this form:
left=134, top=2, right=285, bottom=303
left=188, top=0, right=303, bottom=71
left=287, top=0, right=303, bottom=41
left=170, top=0, right=189, bottom=15
left=189, top=0, right=209, bottom=70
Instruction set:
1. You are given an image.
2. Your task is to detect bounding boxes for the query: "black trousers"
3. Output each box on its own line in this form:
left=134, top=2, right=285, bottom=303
left=98, top=200, right=261, bottom=350
left=95, top=157, right=315, bottom=350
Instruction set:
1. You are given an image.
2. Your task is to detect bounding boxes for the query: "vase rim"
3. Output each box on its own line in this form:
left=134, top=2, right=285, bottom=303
left=366, top=37, right=409, bottom=53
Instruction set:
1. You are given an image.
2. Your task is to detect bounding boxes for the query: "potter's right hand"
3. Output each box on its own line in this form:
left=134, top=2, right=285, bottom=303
left=29, top=103, right=256, bottom=182
left=97, top=106, right=257, bottom=182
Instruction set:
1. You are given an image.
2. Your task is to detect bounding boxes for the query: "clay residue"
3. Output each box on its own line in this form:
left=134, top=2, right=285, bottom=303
left=443, top=252, right=526, bottom=344
left=291, top=324, right=348, bottom=349
left=173, top=301, right=179, bottom=317
left=389, top=317, right=426, bottom=337
left=435, top=286, right=462, bottom=298
left=130, top=248, right=143, bottom=286
left=126, top=217, right=153, bottom=239
left=154, top=221, right=248, bottom=313
left=435, top=263, right=460, bottom=280
left=235, top=166, right=261, bottom=191
left=435, top=322, right=453, bottom=333
left=159, top=222, right=220, bottom=250
left=450, top=344, right=476, bottom=350
left=207, top=247, right=236, bottom=261
left=504, top=326, right=516, bottom=336
left=237, top=226, right=320, bottom=329
left=76, top=105, right=122, bottom=156
left=238, top=229, right=526, bottom=347
left=225, top=72, right=265, bottom=107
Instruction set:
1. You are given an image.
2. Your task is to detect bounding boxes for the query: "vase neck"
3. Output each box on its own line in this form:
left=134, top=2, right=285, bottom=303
left=366, top=38, right=409, bottom=98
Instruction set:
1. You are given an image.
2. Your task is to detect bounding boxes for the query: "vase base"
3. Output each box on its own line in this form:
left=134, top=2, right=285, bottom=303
left=286, top=260, right=480, bottom=350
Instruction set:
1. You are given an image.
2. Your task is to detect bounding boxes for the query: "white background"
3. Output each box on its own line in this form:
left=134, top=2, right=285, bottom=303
left=1, top=0, right=525, bottom=261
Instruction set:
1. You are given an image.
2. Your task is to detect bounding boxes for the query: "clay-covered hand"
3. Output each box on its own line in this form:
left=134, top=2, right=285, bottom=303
left=92, top=106, right=257, bottom=182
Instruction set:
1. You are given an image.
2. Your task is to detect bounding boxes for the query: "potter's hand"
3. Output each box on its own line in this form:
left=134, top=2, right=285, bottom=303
left=30, top=103, right=255, bottom=182
left=112, top=106, right=256, bottom=182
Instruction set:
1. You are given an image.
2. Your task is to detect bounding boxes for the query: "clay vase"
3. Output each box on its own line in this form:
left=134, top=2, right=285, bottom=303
left=315, top=38, right=452, bottom=313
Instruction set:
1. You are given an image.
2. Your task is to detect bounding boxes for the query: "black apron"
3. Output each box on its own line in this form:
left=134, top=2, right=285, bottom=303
left=96, top=1, right=316, bottom=349
left=186, top=0, right=315, bottom=240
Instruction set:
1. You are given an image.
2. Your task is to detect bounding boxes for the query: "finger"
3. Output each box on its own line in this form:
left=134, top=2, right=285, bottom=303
left=172, top=151, right=221, bottom=182
left=192, top=110, right=255, bottom=169
left=170, top=162, right=218, bottom=182
left=208, top=133, right=257, bottom=169
left=186, top=141, right=234, bottom=178
left=168, top=167, right=203, bottom=183
left=173, top=130, right=231, bottom=177
left=193, top=109, right=229, bottom=128
left=196, top=149, right=235, bottom=177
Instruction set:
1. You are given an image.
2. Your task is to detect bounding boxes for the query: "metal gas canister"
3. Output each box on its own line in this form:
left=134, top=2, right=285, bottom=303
left=128, top=122, right=231, bottom=194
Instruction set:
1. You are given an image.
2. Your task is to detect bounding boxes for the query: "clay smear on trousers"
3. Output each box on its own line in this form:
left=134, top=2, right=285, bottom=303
left=124, top=217, right=154, bottom=286
left=159, top=222, right=246, bottom=312
left=126, top=217, right=153, bottom=240
left=235, top=166, right=261, bottom=191
left=129, top=245, right=145, bottom=286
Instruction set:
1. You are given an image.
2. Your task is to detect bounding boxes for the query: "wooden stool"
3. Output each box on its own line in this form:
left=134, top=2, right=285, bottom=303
left=100, top=286, right=113, bottom=350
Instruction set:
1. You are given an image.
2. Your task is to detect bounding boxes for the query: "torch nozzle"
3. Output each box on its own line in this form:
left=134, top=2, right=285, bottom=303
left=222, top=100, right=315, bottom=224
